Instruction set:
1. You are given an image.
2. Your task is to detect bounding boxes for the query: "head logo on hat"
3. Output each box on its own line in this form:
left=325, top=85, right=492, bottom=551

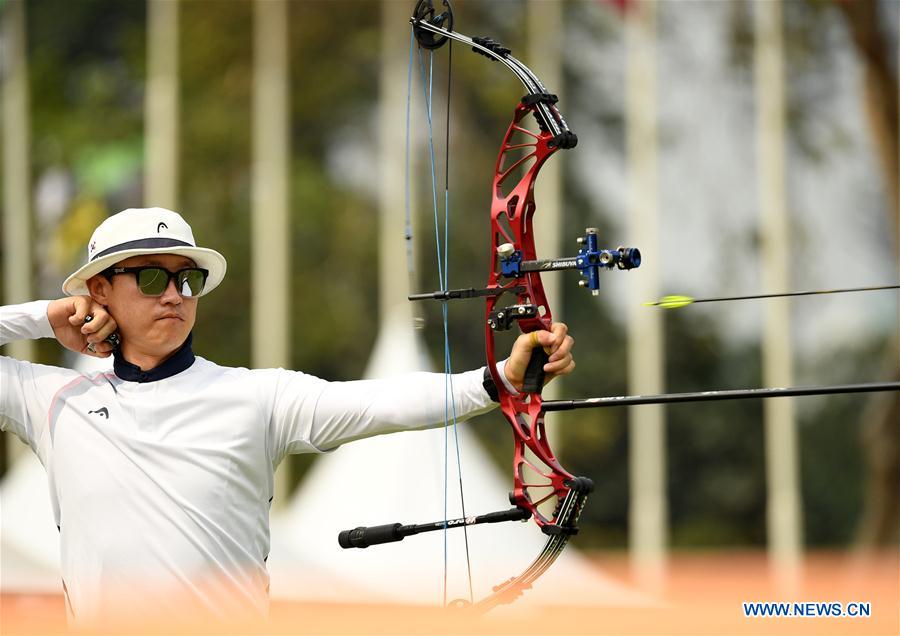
left=63, top=207, right=227, bottom=298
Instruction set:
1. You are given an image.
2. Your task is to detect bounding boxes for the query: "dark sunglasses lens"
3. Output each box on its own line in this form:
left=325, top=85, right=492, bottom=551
left=137, top=268, right=169, bottom=295
left=178, top=269, right=206, bottom=297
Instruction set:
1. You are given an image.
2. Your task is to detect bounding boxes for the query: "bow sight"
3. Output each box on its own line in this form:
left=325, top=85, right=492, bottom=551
left=497, top=227, right=641, bottom=296
left=410, top=226, right=641, bottom=304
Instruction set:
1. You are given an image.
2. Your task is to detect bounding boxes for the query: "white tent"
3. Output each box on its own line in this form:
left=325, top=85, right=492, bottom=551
left=0, top=451, right=61, bottom=592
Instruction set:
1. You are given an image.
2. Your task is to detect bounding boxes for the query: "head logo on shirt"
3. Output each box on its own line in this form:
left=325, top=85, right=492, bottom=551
left=88, top=407, right=109, bottom=419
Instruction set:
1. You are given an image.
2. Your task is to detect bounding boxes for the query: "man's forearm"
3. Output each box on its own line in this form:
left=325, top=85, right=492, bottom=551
left=0, top=301, right=54, bottom=346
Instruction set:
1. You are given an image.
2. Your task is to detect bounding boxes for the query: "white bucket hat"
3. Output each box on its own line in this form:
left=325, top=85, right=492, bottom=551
left=62, top=207, right=227, bottom=297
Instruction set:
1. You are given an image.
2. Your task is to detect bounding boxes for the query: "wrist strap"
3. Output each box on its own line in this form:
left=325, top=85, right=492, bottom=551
left=482, top=367, right=500, bottom=403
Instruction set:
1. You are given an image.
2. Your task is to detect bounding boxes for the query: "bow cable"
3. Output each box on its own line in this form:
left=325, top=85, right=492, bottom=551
left=440, top=39, right=476, bottom=608
left=414, top=31, right=474, bottom=607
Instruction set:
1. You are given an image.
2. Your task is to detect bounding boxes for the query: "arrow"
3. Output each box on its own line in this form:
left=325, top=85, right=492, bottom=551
left=644, top=284, right=900, bottom=309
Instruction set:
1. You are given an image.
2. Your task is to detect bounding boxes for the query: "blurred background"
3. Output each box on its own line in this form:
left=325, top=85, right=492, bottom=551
left=1, top=0, right=898, bottom=633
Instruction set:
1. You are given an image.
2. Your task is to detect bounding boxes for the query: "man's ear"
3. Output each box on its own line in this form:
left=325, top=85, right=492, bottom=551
left=86, top=274, right=112, bottom=304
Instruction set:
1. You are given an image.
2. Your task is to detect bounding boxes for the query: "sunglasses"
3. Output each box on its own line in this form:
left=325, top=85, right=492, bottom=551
left=107, top=266, right=209, bottom=297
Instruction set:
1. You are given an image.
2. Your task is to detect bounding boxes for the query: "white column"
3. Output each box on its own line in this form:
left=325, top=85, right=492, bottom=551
left=145, top=0, right=179, bottom=209
left=625, top=0, right=667, bottom=593
left=378, top=0, right=414, bottom=323
left=526, top=1, right=565, bottom=489
left=252, top=0, right=291, bottom=504
left=527, top=0, right=564, bottom=336
left=754, top=0, right=802, bottom=592
left=2, top=0, right=34, bottom=465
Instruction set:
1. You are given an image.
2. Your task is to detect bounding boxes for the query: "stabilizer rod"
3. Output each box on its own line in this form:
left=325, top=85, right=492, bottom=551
left=541, top=381, right=900, bottom=411
left=338, top=507, right=530, bottom=549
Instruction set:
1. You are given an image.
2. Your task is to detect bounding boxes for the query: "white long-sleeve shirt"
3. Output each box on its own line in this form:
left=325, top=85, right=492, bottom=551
left=0, top=301, right=497, bottom=626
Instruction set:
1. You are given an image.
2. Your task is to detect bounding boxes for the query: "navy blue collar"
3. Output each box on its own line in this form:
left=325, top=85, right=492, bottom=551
left=113, top=333, right=195, bottom=383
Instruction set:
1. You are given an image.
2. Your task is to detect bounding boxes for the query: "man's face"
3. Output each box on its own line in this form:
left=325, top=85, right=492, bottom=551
left=88, top=253, right=199, bottom=359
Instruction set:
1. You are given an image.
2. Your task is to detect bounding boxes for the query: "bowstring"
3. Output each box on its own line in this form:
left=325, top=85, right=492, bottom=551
left=414, top=35, right=473, bottom=607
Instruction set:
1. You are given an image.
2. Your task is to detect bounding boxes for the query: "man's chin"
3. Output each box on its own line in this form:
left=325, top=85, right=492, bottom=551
left=147, top=325, right=190, bottom=348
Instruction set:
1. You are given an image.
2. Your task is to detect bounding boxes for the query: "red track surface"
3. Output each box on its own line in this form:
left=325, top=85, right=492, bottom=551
left=2, top=550, right=897, bottom=635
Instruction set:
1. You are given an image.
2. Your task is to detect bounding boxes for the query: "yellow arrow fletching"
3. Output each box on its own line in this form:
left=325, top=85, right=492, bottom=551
left=645, top=295, right=694, bottom=309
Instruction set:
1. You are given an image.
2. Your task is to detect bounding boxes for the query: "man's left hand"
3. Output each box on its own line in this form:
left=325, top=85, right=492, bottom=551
left=504, top=322, right=575, bottom=392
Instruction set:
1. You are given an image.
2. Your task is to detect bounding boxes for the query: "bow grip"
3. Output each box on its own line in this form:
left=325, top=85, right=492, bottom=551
left=521, top=346, right=549, bottom=394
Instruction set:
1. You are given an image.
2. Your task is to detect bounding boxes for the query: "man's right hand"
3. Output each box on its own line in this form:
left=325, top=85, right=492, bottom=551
left=47, top=296, right=118, bottom=358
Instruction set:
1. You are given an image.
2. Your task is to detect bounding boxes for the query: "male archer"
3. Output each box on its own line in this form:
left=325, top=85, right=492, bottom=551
left=0, top=207, right=574, bottom=628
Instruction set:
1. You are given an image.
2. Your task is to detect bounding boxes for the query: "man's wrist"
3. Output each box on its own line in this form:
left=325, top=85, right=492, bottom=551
left=29, top=300, right=55, bottom=333
left=482, top=367, right=500, bottom=402
left=483, top=361, right=519, bottom=403
left=46, top=298, right=69, bottom=328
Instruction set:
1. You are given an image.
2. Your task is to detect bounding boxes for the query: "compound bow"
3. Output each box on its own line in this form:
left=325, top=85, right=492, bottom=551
left=338, top=0, right=900, bottom=614
left=339, top=0, right=639, bottom=613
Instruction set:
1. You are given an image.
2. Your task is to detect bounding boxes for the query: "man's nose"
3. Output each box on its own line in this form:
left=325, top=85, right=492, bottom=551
left=159, top=277, right=183, bottom=304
